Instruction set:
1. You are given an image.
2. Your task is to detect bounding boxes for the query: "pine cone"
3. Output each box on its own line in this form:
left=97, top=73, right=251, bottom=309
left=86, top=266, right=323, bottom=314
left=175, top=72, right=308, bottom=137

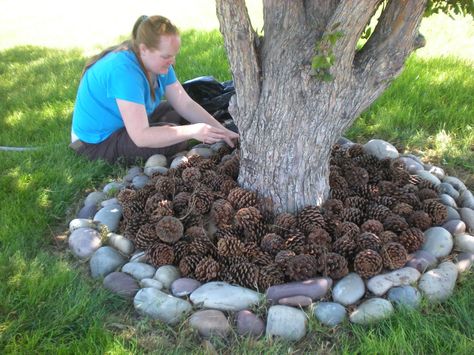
left=227, top=187, right=257, bottom=210
left=189, top=185, right=214, bottom=215
left=173, top=191, right=191, bottom=214
left=144, top=192, right=166, bottom=214
left=272, top=212, right=298, bottom=235
left=227, top=262, right=259, bottom=289
left=352, top=184, right=380, bottom=200
left=179, top=254, right=202, bottom=277
left=330, top=188, right=353, bottom=201
left=397, top=193, right=421, bottom=209
left=146, top=242, right=175, bottom=267
left=184, top=226, right=208, bottom=240
left=182, top=167, right=202, bottom=187
left=332, top=234, right=358, bottom=260
left=284, top=230, right=307, bottom=254
left=155, top=216, right=183, bottom=244
left=381, top=242, right=408, bottom=270
left=391, top=202, right=413, bottom=219
left=188, top=235, right=215, bottom=257
left=391, top=168, right=411, bottom=187
left=217, top=154, right=240, bottom=179
left=154, top=176, right=176, bottom=198
left=260, top=233, right=285, bottom=255
left=340, top=207, right=364, bottom=225
left=251, top=250, right=274, bottom=267
left=356, top=232, right=382, bottom=252
left=297, top=205, right=326, bottom=234
left=235, top=206, right=266, bottom=242
left=360, top=219, right=384, bottom=235
left=335, top=221, right=360, bottom=239
left=417, top=188, right=439, bottom=201
left=274, top=250, right=296, bottom=266
left=407, top=210, right=432, bottom=231
left=366, top=204, right=392, bottom=222
left=422, top=199, right=447, bottom=225
left=324, top=215, right=342, bottom=236
left=320, top=252, right=349, bottom=279
left=346, top=143, right=364, bottom=157
left=149, top=200, right=174, bottom=222
left=214, top=225, right=243, bottom=241
left=209, top=199, right=234, bottom=228
left=307, top=228, right=332, bottom=248
left=354, top=249, right=383, bottom=278
left=123, top=214, right=147, bottom=241
left=217, top=236, right=245, bottom=257
left=195, top=256, right=220, bottom=282
left=383, top=214, right=409, bottom=233
left=258, top=263, right=285, bottom=290
left=256, top=196, right=275, bottom=223
left=345, top=166, right=369, bottom=187
left=172, top=240, right=190, bottom=263
left=322, top=198, right=344, bottom=217
left=379, top=230, right=397, bottom=244
left=285, top=254, right=318, bottom=281
left=135, top=223, right=158, bottom=250
left=344, top=196, right=369, bottom=211
left=377, top=181, right=398, bottom=196
left=220, top=178, right=239, bottom=197
left=375, top=196, right=398, bottom=209
left=329, top=172, right=349, bottom=190
left=398, top=227, right=425, bottom=253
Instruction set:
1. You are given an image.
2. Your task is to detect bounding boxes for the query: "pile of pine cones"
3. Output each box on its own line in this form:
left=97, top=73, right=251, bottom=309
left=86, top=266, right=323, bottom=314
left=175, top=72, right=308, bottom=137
left=117, top=143, right=448, bottom=291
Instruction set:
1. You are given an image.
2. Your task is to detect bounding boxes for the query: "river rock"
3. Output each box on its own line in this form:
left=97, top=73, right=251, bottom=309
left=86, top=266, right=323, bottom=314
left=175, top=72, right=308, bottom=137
left=236, top=310, right=265, bottom=337
left=332, top=273, right=365, bottom=306
left=416, top=170, right=442, bottom=187
left=107, top=233, right=134, bottom=255
left=103, top=181, right=125, bottom=195
left=103, top=271, right=139, bottom=298
left=406, top=250, right=438, bottom=272
left=187, top=147, right=214, bottom=159
left=69, top=218, right=97, bottom=232
left=189, top=310, right=230, bottom=338
left=84, top=191, right=106, bottom=207
left=101, top=198, right=119, bottom=207
left=123, top=166, right=142, bottom=182
left=363, top=139, right=399, bottom=160
left=130, top=175, right=149, bottom=189
left=140, top=278, right=164, bottom=290
left=93, top=204, right=123, bottom=232
left=349, top=298, right=394, bottom=325
left=145, top=154, right=167, bottom=168
left=442, top=220, right=466, bottom=236
left=190, top=282, right=261, bottom=311
left=68, top=227, right=102, bottom=259
left=313, top=302, right=347, bottom=327
left=278, top=295, right=312, bottom=307
left=455, top=252, right=474, bottom=273
left=387, top=286, right=421, bottom=309
left=144, top=166, right=168, bottom=177
left=443, top=176, right=467, bottom=192
left=77, top=204, right=98, bottom=219
left=134, top=287, right=192, bottom=325
left=170, top=156, right=188, bottom=169
left=422, top=227, right=453, bottom=258
left=266, top=277, right=332, bottom=304
left=439, top=194, right=457, bottom=209
left=418, top=261, right=458, bottom=302
left=460, top=208, right=474, bottom=232
left=399, top=156, right=424, bottom=174
left=154, top=265, right=180, bottom=289
left=428, top=166, right=445, bottom=179
left=454, top=233, right=474, bottom=253
left=210, top=141, right=228, bottom=152
left=446, top=206, right=461, bottom=221
left=122, top=262, right=156, bottom=280
left=438, top=183, right=460, bottom=201
left=90, top=246, right=127, bottom=278
left=367, top=267, right=421, bottom=296
left=171, top=278, right=202, bottom=297
left=266, top=305, right=307, bottom=341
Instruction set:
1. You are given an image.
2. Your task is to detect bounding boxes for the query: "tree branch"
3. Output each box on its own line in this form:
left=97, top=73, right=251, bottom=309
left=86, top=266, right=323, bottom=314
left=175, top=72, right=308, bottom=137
left=354, top=0, right=428, bottom=112
left=215, top=0, right=261, bottom=122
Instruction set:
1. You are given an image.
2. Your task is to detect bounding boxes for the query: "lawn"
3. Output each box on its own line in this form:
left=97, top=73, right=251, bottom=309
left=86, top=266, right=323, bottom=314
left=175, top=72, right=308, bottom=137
left=0, top=4, right=473, bottom=354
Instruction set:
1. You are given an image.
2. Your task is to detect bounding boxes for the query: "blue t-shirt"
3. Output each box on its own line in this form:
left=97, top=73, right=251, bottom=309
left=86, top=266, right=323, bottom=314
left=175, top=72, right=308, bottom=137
left=72, top=50, right=177, bottom=143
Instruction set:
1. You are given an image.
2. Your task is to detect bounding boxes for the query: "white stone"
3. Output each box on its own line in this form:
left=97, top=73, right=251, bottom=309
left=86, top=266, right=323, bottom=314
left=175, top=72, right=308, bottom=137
left=144, top=166, right=168, bottom=177
left=69, top=218, right=97, bottom=233
left=145, top=154, right=167, bottom=168
left=454, top=233, right=474, bottom=253
left=418, top=261, right=458, bottom=302
left=134, top=288, right=192, bottom=325
left=93, top=204, right=123, bottom=233
left=422, top=227, right=453, bottom=258
left=367, top=267, right=421, bottom=296
left=68, top=227, right=102, bottom=259
left=363, top=139, right=399, bottom=160
left=416, top=171, right=442, bottom=187
left=122, top=262, right=156, bottom=280
left=84, top=191, right=106, bottom=207
left=107, top=233, right=134, bottom=255
left=332, top=273, right=365, bottom=306
left=428, top=166, right=445, bottom=179
left=266, top=305, right=307, bottom=341
left=349, top=298, right=394, bottom=325
left=154, top=265, right=181, bottom=289
left=190, top=281, right=261, bottom=311
left=140, top=278, right=164, bottom=290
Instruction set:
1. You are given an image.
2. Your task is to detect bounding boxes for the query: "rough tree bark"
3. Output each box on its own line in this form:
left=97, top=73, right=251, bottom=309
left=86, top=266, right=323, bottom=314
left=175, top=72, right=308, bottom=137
left=215, top=0, right=427, bottom=213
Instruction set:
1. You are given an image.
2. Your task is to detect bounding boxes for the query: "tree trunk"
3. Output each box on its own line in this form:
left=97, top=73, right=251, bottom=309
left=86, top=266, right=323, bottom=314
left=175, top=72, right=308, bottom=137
left=216, top=0, right=427, bottom=214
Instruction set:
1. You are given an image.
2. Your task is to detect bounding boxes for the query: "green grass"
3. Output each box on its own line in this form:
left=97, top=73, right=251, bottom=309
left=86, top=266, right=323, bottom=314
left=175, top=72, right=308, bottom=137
left=1, top=24, right=473, bottom=354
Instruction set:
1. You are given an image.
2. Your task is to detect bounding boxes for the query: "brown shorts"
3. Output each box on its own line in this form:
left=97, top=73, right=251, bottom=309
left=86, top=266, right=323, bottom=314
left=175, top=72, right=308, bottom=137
left=69, top=102, right=189, bottom=164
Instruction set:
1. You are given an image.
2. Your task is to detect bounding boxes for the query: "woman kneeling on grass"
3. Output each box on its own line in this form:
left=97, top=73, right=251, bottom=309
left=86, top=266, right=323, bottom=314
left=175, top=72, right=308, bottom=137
left=70, top=15, right=238, bottom=163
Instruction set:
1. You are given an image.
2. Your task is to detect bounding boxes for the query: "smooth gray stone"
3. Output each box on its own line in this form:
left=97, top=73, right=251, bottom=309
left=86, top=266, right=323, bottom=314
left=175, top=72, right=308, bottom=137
left=459, top=191, right=474, bottom=209
left=84, top=191, right=106, bottom=207
left=134, top=288, right=192, bottom=325
left=446, top=206, right=461, bottom=221
left=428, top=166, right=445, bottom=179
left=77, top=204, right=98, bottom=219
left=236, top=310, right=265, bottom=337
left=101, top=197, right=119, bottom=207
left=399, top=156, right=424, bottom=174
left=454, top=233, right=474, bottom=253
left=406, top=250, right=438, bottom=272
left=187, top=147, right=214, bottom=159
left=107, top=233, right=134, bottom=255
left=171, top=278, right=202, bottom=297
left=144, top=166, right=168, bottom=177
left=131, top=175, right=149, bottom=189
left=460, top=208, right=474, bottom=232
left=90, top=246, right=127, bottom=278
left=192, top=143, right=212, bottom=149
left=416, top=171, right=441, bottom=187
left=145, top=154, right=167, bottom=168
left=123, top=166, right=142, bottom=182
left=266, top=277, right=332, bottom=304
left=190, top=282, right=261, bottom=311
left=170, top=156, right=188, bottom=169
left=438, top=183, right=460, bottom=201
left=349, top=298, right=394, bottom=325
left=387, top=286, right=421, bottom=309
left=422, top=227, right=453, bottom=258
left=154, top=265, right=181, bottom=289
left=68, top=227, right=102, bottom=259
left=140, top=278, right=164, bottom=290
left=363, top=139, right=399, bottom=160
left=189, top=310, right=230, bottom=338
left=122, top=262, right=156, bottom=280
left=210, top=141, right=228, bottom=152
left=418, top=262, right=458, bottom=302
left=366, top=267, right=420, bottom=296
left=130, top=251, right=147, bottom=263
left=337, top=137, right=353, bottom=145
left=439, top=194, right=457, bottom=208
left=443, top=176, right=467, bottom=192
left=266, top=305, right=307, bottom=341
left=103, top=272, right=139, bottom=298
left=103, top=181, right=126, bottom=194
left=93, top=204, right=123, bottom=232
left=278, top=295, right=313, bottom=307
left=401, top=153, right=424, bottom=165
left=313, top=302, right=347, bottom=327
left=456, top=252, right=474, bottom=273
left=442, top=220, right=466, bottom=236
left=69, top=218, right=97, bottom=233
left=332, top=273, right=365, bottom=306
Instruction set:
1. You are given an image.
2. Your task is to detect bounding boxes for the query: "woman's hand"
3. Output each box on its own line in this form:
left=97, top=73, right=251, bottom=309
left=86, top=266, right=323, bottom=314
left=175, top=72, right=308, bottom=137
left=191, top=123, right=239, bottom=147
